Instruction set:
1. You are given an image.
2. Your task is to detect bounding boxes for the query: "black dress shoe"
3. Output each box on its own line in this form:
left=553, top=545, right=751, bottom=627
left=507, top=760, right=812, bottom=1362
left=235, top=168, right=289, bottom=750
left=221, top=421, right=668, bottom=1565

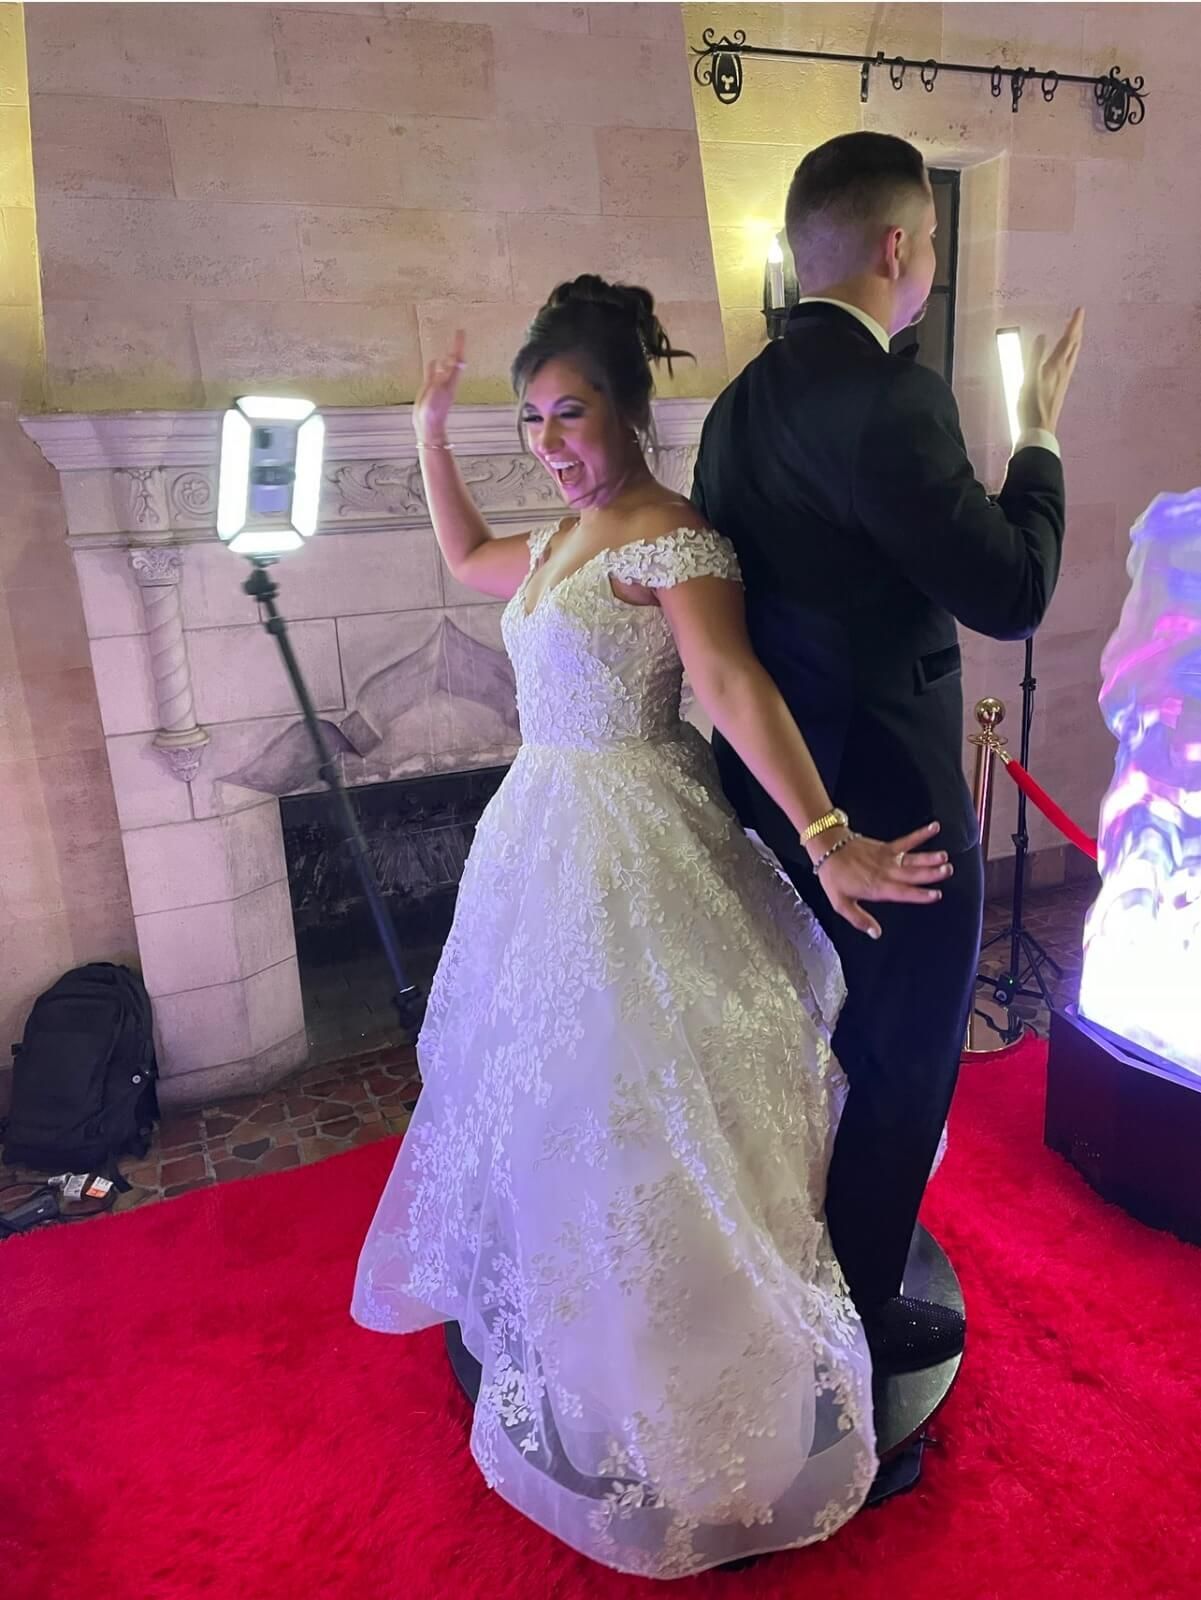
left=863, top=1295, right=965, bottom=1374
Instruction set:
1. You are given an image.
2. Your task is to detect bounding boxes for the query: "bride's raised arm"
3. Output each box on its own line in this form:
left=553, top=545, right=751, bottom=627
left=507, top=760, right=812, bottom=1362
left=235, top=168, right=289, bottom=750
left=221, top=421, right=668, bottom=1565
left=414, top=330, right=533, bottom=600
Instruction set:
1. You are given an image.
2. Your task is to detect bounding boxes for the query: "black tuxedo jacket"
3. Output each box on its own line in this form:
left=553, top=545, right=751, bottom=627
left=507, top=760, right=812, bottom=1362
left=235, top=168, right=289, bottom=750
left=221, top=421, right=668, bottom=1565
left=691, top=301, right=1066, bottom=862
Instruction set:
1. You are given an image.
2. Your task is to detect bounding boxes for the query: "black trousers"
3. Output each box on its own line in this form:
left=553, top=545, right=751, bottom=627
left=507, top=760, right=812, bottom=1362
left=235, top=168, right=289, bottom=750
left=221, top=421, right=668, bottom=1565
left=786, top=843, right=985, bottom=1312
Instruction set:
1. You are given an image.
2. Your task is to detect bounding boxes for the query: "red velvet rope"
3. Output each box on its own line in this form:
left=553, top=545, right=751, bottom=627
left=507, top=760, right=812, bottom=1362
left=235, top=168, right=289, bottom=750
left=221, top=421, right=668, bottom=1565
left=1003, top=759, right=1098, bottom=861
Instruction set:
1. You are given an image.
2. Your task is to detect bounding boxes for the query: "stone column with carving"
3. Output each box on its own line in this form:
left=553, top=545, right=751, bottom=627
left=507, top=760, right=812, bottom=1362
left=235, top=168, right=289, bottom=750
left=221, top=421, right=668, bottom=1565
left=129, top=544, right=210, bottom=781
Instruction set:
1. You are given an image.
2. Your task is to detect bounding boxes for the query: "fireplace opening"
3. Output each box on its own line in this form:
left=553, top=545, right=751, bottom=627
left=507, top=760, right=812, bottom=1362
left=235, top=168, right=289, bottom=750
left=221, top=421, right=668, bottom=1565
left=281, top=765, right=509, bottom=1062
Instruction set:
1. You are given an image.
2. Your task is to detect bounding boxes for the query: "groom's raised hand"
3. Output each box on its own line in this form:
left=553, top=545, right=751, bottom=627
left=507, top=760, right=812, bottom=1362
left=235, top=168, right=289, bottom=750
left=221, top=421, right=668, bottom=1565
left=1019, top=307, right=1085, bottom=437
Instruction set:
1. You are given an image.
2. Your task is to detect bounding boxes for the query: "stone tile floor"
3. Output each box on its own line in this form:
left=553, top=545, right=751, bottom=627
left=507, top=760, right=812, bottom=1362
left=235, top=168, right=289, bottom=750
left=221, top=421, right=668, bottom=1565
left=0, top=1044, right=420, bottom=1222
left=1, top=878, right=1096, bottom=1227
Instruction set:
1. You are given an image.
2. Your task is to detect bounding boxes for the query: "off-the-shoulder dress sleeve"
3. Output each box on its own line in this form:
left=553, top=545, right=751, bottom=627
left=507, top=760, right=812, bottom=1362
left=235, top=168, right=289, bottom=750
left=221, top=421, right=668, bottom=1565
left=607, top=526, right=742, bottom=589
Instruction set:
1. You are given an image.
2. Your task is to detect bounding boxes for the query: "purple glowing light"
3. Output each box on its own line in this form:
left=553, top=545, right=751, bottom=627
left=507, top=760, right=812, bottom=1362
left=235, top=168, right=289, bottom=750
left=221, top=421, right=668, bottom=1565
left=1079, top=491, right=1201, bottom=1078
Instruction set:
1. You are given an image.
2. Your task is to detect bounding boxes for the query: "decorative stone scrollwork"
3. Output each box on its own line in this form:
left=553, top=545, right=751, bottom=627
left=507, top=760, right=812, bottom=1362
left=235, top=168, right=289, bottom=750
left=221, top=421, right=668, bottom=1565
left=459, top=455, right=562, bottom=513
left=129, top=543, right=210, bottom=783
left=116, top=467, right=167, bottom=530
left=329, top=461, right=428, bottom=520
left=167, top=469, right=215, bottom=525
left=129, top=544, right=180, bottom=585
left=329, top=454, right=564, bottom=526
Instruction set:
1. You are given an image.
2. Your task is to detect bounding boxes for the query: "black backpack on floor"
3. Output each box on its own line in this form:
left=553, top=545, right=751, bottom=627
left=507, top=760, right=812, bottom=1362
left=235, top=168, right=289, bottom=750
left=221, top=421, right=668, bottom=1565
left=1, top=964, right=159, bottom=1173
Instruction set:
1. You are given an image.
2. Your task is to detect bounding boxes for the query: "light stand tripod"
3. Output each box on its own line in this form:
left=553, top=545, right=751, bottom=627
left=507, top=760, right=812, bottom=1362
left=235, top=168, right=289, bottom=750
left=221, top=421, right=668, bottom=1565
left=977, top=636, right=1062, bottom=1020
left=243, top=560, right=425, bottom=1039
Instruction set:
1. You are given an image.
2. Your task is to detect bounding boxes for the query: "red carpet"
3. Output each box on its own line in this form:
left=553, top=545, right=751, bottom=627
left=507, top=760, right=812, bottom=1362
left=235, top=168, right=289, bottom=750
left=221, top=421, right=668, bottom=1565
left=3, top=1036, right=1199, bottom=1600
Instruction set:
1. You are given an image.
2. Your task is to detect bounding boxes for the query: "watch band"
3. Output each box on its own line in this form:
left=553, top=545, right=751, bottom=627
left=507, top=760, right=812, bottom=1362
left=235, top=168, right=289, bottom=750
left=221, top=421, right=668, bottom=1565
left=800, top=807, right=849, bottom=845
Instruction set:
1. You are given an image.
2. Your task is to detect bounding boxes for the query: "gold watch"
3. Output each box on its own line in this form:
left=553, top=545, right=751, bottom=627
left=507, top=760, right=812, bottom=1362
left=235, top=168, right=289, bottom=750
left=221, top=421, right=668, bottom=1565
left=800, top=808, right=849, bottom=845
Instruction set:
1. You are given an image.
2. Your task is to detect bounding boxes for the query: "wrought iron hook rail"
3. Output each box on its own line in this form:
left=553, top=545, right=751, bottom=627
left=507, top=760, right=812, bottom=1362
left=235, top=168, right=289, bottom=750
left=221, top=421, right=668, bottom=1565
left=692, top=32, right=1147, bottom=132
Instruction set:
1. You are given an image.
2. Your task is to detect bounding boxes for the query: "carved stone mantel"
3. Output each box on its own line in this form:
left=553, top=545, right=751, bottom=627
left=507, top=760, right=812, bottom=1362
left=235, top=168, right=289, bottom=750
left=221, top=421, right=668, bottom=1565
left=22, top=396, right=706, bottom=781
left=21, top=398, right=710, bottom=545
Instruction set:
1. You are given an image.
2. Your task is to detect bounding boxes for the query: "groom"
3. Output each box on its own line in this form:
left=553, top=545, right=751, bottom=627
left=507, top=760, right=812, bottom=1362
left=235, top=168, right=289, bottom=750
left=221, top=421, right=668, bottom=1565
left=692, top=132, right=1082, bottom=1372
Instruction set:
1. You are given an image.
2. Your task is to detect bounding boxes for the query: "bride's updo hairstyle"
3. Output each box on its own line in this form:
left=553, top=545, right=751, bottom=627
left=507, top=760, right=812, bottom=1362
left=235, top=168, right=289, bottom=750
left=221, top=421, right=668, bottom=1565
left=511, top=274, right=692, bottom=446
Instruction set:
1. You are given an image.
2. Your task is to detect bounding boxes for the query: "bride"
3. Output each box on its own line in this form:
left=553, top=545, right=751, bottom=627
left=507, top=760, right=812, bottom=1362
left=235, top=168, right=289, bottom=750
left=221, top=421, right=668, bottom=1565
left=352, top=276, right=951, bottom=1578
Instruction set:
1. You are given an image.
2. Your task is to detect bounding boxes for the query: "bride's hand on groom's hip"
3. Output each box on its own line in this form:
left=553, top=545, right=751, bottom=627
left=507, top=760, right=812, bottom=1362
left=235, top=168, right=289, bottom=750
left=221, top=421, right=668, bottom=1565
left=816, top=821, right=953, bottom=941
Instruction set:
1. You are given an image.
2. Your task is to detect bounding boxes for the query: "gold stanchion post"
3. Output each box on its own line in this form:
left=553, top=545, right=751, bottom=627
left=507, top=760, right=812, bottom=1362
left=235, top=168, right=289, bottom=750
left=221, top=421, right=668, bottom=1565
left=963, top=697, right=1021, bottom=1056
left=970, top=696, right=1006, bottom=859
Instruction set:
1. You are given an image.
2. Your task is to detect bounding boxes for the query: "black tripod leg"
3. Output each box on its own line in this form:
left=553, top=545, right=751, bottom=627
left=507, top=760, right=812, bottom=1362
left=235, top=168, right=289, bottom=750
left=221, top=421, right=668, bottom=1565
left=972, top=636, right=1075, bottom=1029
left=244, top=562, right=426, bottom=1039
left=987, top=636, right=1064, bottom=1016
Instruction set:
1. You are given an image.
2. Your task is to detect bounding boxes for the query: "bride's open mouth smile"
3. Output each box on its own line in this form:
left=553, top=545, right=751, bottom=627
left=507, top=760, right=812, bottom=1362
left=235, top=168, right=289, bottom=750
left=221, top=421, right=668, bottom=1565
left=543, top=454, right=588, bottom=496
left=544, top=456, right=585, bottom=493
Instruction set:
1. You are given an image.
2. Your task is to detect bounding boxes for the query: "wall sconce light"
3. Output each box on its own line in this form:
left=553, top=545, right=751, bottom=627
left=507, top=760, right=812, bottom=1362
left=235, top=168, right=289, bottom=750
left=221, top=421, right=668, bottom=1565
left=762, top=230, right=798, bottom=340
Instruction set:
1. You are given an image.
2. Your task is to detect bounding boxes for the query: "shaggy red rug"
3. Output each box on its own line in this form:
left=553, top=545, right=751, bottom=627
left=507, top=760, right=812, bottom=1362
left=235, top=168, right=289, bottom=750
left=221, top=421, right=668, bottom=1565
left=3, top=1036, right=1199, bottom=1600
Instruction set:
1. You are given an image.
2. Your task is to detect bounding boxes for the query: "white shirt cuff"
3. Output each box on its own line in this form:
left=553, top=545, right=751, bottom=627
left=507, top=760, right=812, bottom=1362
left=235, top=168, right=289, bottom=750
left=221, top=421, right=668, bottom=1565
left=1015, top=427, right=1061, bottom=460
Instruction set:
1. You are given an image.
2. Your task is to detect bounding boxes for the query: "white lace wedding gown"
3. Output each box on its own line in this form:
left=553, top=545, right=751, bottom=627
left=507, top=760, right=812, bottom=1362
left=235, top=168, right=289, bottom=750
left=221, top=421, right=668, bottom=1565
left=352, top=525, right=877, bottom=1577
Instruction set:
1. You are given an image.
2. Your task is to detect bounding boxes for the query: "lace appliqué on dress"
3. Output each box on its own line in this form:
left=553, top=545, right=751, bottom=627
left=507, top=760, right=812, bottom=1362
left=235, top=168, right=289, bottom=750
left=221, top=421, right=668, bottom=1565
left=607, top=524, right=742, bottom=590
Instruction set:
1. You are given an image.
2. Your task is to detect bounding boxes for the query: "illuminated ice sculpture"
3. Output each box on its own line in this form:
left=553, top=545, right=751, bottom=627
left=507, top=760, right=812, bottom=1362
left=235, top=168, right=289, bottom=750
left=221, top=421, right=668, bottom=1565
left=1078, top=489, right=1201, bottom=1077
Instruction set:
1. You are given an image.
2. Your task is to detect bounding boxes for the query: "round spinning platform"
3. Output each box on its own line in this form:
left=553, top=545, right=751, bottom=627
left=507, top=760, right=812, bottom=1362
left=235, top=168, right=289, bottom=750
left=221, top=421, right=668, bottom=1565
left=444, top=1223, right=964, bottom=1507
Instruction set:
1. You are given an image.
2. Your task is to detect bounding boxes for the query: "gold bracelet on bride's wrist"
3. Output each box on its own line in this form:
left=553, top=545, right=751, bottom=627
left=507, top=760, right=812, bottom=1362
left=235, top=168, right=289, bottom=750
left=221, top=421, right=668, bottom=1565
left=812, top=833, right=856, bottom=874
left=800, top=807, right=849, bottom=844
left=417, top=438, right=453, bottom=452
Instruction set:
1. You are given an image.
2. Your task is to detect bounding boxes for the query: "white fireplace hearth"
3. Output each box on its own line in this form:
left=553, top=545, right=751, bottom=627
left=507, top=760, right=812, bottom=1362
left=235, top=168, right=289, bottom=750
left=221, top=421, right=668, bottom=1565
left=22, top=401, right=708, bottom=1108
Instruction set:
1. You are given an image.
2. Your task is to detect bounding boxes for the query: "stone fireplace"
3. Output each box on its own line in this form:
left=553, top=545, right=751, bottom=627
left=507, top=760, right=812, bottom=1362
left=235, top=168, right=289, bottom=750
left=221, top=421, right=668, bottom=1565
left=280, top=763, right=509, bottom=1060
left=22, top=400, right=707, bottom=1108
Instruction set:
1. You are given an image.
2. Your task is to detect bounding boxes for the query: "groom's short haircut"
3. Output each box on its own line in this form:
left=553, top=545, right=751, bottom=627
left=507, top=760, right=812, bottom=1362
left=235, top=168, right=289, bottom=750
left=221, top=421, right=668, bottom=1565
left=785, top=132, right=930, bottom=291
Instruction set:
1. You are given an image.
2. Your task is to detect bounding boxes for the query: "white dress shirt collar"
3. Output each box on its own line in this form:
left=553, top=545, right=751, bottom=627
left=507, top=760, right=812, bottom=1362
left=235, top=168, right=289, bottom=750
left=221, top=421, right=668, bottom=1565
left=795, top=296, right=892, bottom=353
